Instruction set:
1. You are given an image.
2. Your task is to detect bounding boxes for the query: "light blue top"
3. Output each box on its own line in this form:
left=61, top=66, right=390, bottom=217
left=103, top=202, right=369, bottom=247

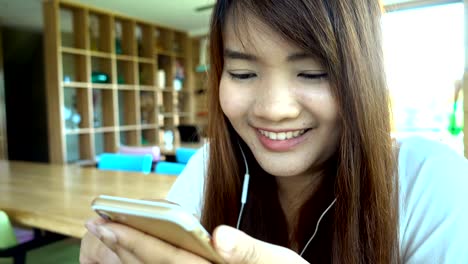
left=167, top=137, right=468, bottom=263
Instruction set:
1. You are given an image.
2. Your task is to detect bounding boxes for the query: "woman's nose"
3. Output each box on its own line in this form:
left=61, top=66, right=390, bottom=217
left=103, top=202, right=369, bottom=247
left=252, top=79, right=300, bottom=122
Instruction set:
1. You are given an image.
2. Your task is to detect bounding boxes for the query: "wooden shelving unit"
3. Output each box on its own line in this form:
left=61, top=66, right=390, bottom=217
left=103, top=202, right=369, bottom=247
left=191, top=36, right=209, bottom=136
left=44, top=0, right=194, bottom=163
left=0, top=29, right=7, bottom=160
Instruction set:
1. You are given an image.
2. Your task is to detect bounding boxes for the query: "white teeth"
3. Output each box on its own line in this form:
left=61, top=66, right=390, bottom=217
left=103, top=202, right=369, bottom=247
left=277, top=132, right=286, bottom=140
left=269, top=132, right=277, bottom=140
left=259, top=129, right=307, bottom=141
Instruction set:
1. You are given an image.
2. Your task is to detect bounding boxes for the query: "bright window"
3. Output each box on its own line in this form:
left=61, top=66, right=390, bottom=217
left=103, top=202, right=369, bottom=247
left=382, top=3, right=464, bottom=152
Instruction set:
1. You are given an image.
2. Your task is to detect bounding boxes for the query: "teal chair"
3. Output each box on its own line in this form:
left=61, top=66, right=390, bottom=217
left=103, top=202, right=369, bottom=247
left=154, top=161, right=186, bottom=175
left=97, top=153, right=153, bottom=174
left=155, top=148, right=197, bottom=175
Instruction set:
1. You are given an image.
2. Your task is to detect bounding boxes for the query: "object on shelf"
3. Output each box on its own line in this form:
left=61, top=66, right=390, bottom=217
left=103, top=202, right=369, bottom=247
left=154, top=28, right=161, bottom=50
left=173, top=79, right=182, bottom=91
left=158, top=69, right=166, bottom=88
left=64, top=106, right=81, bottom=129
left=139, top=70, right=149, bottom=85
left=115, top=22, right=123, bottom=54
left=136, top=26, right=143, bottom=56
left=175, top=60, right=185, bottom=80
left=92, top=90, right=102, bottom=127
left=163, top=130, right=174, bottom=149
left=64, top=76, right=72, bottom=83
left=91, top=72, right=110, bottom=83
left=140, top=92, right=155, bottom=124
left=89, top=15, right=99, bottom=50
left=118, top=75, right=125, bottom=84
left=196, top=37, right=209, bottom=72
left=174, top=60, right=185, bottom=91
left=195, top=64, right=209, bottom=73
left=448, top=89, right=464, bottom=136
left=173, top=41, right=181, bottom=54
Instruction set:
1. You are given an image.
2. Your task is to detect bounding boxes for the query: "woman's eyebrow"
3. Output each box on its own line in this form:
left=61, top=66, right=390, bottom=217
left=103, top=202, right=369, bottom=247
left=286, top=52, right=316, bottom=62
left=224, top=49, right=258, bottom=61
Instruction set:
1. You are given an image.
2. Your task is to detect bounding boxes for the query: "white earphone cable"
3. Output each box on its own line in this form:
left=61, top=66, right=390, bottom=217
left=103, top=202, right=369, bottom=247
left=299, top=198, right=337, bottom=256
left=236, top=143, right=250, bottom=229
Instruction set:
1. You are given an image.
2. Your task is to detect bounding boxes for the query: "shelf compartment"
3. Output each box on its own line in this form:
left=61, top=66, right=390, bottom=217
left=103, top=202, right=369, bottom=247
left=119, top=129, right=140, bottom=146
left=91, top=57, right=113, bottom=84
left=136, top=23, right=154, bottom=59
left=118, top=90, right=139, bottom=126
left=115, top=18, right=136, bottom=56
left=92, top=88, right=116, bottom=128
left=163, top=115, right=180, bottom=128
left=59, top=6, right=88, bottom=49
left=141, top=128, right=157, bottom=145
left=173, top=31, right=187, bottom=57
left=88, top=12, right=113, bottom=53
left=156, top=55, right=173, bottom=89
left=177, top=92, right=190, bottom=113
left=94, top=131, right=117, bottom=155
left=117, top=60, right=136, bottom=85
left=66, top=133, right=93, bottom=162
left=64, top=87, right=92, bottom=129
left=62, top=53, right=88, bottom=83
left=173, top=58, right=186, bottom=91
left=138, top=62, right=155, bottom=86
left=154, top=27, right=174, bottom=54
left=140, top=91, right=157, bottom=125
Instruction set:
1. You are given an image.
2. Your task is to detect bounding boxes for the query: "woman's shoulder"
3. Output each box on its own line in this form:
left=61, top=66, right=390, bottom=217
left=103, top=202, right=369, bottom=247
left=396, top=136, right=468, bottom=262
left=165, top=144, right=209, bottom=216
left=396, top=136, right=467, bottom=187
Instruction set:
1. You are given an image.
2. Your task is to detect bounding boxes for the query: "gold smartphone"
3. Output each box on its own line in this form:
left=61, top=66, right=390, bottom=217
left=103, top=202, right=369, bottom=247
left=91, top=195, right=224, bottom=264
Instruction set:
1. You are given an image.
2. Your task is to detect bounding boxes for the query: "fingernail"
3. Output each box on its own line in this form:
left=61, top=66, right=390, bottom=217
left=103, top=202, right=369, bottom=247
left=97, top=225, right=117, bottom=244
left=85, top=222, right=99, bottom=237
left=216, top=226, right=239, bottom=257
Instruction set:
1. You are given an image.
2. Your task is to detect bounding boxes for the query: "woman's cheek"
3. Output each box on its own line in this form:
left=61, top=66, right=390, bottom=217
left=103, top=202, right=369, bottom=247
left=219, top=80, right=251, bottom=118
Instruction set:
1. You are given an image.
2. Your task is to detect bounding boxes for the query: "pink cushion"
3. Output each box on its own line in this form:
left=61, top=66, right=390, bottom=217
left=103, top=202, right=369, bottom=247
left=118, top=145, right=161, bottom=162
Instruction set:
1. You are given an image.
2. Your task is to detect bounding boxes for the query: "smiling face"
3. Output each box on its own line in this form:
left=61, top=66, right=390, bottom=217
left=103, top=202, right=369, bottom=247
left=219, top=15, right=341, bottom=178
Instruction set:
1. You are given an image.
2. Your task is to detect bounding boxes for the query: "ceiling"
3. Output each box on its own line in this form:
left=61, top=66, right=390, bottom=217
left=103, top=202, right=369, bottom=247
left=0, top=0, right=420, bottom=36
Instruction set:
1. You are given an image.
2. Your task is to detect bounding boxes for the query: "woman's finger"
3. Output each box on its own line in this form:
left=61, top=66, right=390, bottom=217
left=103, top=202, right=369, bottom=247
left=96, top=222, right=211, bottom=264
left=79, top=231, right=121, bottom=264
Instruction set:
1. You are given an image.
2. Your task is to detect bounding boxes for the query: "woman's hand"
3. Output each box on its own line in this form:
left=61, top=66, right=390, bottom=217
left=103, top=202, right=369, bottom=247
left=79, top=218, right=121, bottom=264
left=213, top=225, right=309, bottom=264
left=83, top=220, right=308, bottom=264
left=81, top=218, right=210, bottom=264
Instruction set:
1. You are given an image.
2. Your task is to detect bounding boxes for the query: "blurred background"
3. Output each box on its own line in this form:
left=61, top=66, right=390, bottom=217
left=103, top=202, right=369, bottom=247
left=0, top=1, right=466, bottom=264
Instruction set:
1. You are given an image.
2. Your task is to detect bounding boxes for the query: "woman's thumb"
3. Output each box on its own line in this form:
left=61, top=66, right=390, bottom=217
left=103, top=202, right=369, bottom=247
left=213, top=225, right=261, bottom=264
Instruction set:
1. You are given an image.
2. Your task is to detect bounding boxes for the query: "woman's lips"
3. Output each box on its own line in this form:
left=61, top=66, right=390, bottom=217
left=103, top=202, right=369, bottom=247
left=255, top=128, right=312, bottom=152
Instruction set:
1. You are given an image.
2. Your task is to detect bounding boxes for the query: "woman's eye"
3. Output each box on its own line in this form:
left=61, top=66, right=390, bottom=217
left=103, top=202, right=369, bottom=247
left=228, top=72, right=257, bottom=80
left=298, top=72, right=328, bottom=80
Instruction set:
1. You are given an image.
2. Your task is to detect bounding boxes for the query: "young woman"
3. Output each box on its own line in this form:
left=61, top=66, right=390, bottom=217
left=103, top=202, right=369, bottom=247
left=80, top=0, right=468, bottom=263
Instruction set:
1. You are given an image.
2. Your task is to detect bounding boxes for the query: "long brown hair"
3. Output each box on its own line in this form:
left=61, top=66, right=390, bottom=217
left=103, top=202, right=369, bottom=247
left=201, top=0, right=399, bottom=263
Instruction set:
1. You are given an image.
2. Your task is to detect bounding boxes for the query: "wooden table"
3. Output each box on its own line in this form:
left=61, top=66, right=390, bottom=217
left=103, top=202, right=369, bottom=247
left=0, top=161, right=177, bottom=238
